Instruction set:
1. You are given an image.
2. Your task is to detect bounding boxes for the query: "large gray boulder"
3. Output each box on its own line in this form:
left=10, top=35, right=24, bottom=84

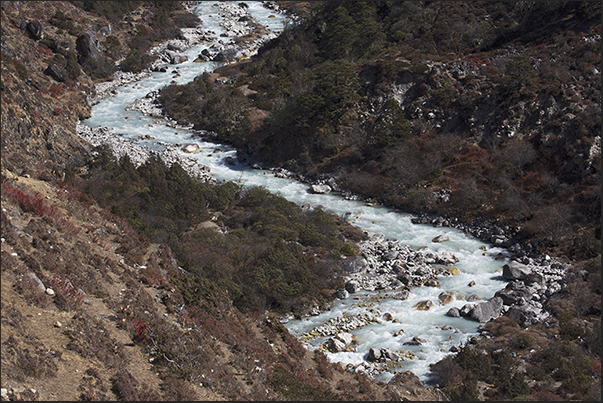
left=167, top=51, right=188, bottom=64
left=335, top=288, right=349, bottom=299
left=44, top=64, right=69, bottom=82
left=437, top=251, right=459, bottom=265
left=345, top=280, right=361, bottom=294
left=340, top=256, right=368, bottom=274
left=445, top=307, right=461, bottom=317
left=495, top=282, right=531, bottom=305
left=213, top=48, right=240, bottom=62
left=431, top=234, right=450, bottom=243
left=468, top=296, right=504, bottom=322
left=76, top=32, right=102, bottom=63
left=502, top=260, right=532, bottom=281
left=325, top=332, right=354, bottom=353
left=25, top=20, right=44, bottom=40
left=310, top=184, right=332, bottom=194
left=367, top=347, right=401, bottom=362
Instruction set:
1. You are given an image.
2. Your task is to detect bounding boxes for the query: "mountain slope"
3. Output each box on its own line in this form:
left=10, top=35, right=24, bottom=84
left=1, top=1, right=445, bottom=400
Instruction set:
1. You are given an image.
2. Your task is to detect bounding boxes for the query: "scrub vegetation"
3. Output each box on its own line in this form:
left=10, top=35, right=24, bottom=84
left=1, top=0, right=600, bottom=401
left=77, top=144, right=360, bottom=316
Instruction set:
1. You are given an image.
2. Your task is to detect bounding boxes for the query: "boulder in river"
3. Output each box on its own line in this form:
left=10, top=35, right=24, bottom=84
left=413, top=300, right=433, bottom=311
left=310, top=184, right=332, bottom=194
left=403, top=336, right=426, bottom=346
left=431, top=234, right=450, bottom=243
left=181, top=144, right=200, bottom=153
left=438, top=291, right=455, bottom=305
left=446, top=307, right=461, bottom=317
left=325, top=332, right=355, bottom=353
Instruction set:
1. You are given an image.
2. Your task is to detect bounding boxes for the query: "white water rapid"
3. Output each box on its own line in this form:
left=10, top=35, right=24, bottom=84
left=81, top=1, right=510, bottom=384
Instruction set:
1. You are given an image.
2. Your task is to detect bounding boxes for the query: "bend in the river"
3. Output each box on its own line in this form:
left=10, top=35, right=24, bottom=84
left=80, top=1, right=565, bottom=384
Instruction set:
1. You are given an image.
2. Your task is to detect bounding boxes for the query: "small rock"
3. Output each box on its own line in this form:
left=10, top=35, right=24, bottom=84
left=413, top=300, right=433, bottom=310
left=54, top=321, right=62, bottom=328
left=431, top=234, right=450, bottom=243
left=46, top=288, right=55, bottom=296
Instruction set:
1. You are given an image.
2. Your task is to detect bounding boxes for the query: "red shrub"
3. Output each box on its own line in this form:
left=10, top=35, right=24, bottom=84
left=52, top=274, right=85, bottom=306
left=58, top=216, right=80, bottom=237
left=49, top=83, right=63, bottom=98
left=134, top=319, right=150, bottom=343
left=1, top=184, right=59, bottom=218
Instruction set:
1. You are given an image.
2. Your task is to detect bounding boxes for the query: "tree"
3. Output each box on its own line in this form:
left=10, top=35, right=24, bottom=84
left=374, top=98, right=412, bottom=146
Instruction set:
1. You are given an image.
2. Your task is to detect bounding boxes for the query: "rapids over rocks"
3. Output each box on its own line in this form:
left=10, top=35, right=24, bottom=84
left=79, top=1, right=568, bottom=384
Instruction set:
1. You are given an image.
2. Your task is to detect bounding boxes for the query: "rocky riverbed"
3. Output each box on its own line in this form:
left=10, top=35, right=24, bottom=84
left=278, top=220, right=573, bottom=380
left=76, top=0, right=576, bottom=382
left=77, top=2, right=287, bottom=185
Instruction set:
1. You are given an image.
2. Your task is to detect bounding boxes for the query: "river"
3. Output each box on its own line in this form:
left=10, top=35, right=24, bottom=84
left=81, top=1, right=509, bottom=384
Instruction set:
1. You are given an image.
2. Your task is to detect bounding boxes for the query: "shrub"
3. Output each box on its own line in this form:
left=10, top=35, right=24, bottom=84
left=514, top=333, right=534, bottom=349
left=111, top=369, right=140, bottom=401
left=1, top=184, right=59, bottom=219
left=374, top=98, right=413, bottom=147
left=1, top=336, right=58, bottom=380
left=48, top=10, right=78, bottom=35
left=340, top=242, right=356, bottom=257
left=268, top=365, right=338, bottom=401
left=501, top=372, right=530, bottom=399
left=454, top=345, right=493, bottom=382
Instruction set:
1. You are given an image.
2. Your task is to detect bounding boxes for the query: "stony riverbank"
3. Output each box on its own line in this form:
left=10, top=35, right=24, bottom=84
left=280, top=226, right=571, bottom=379
left=77, top=2, right=288, bottom=185
left=264, top=166, right=572, bottom=331
left=76, top=0, right=576, bottom=383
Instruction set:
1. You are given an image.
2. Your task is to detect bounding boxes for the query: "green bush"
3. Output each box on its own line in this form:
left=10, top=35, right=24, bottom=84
left=514, top=333, right=534, bottom=349
left=340, top=242, right=356, bottom=257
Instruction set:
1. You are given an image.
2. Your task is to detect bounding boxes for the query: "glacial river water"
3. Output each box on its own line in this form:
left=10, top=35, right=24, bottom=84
left=82, top=1, right=510, bottom=384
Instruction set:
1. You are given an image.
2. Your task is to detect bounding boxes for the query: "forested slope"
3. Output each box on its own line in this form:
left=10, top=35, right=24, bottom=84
left=1, top=1, right=600, bottom=401
left=161, top=1, right=601, bottom=261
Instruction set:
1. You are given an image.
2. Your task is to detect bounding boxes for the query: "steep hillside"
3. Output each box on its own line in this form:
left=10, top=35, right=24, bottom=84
left=156, top=1, right=601, bottom=400
left=161, top=1, right=600, bottom=261
left=1, top=1, right=600, bottom=401
left=1, top=0, right=199, bottom=176
left=1, top=1, right=444, bottom=401
left=3, top=168, right=440, bottom=400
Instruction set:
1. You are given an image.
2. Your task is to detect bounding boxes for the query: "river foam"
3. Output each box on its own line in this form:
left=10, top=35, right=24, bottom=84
left=80, top=1, right=511, bottom=384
